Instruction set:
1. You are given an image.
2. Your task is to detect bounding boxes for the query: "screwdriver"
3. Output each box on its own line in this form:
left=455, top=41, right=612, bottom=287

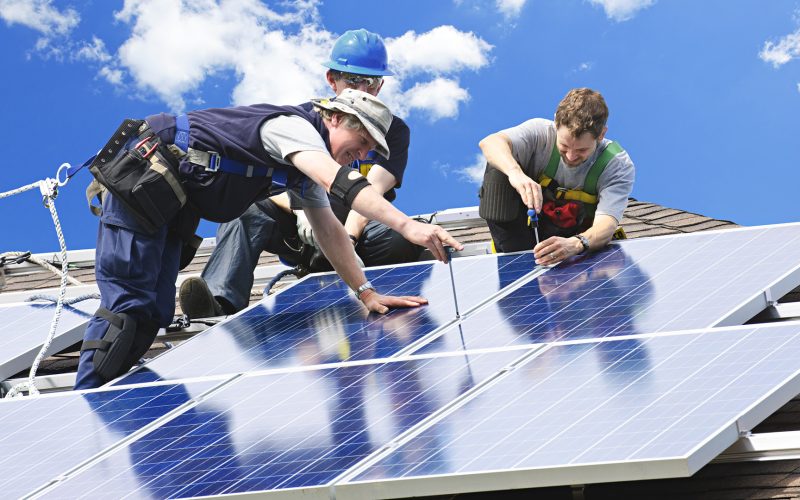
left=527, top=209, right=540, bottom=246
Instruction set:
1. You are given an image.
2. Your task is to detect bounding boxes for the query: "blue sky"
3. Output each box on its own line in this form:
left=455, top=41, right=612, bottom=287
left=1, top=0, right=799, bottom=253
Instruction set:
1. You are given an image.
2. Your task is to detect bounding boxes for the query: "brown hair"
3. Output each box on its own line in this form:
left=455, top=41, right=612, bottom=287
left=315, top=108, right=366, bottom=132
left=554, top=88, right=608, bottom=138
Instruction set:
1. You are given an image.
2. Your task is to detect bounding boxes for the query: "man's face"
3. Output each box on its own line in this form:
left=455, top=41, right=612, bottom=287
left=555, top=126, right=606, bottom=167
left=328, top=114, right=377, bottom=165
left=327, top=70, right=384, bottom=97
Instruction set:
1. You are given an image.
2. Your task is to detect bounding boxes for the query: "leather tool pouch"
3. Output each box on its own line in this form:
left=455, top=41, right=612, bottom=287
left=478, top=164, right=523, bottom=222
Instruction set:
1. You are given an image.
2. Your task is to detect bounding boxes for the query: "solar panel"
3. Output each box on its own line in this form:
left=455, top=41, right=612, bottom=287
left=115, top=253, right=537, bottom=385
left=418, top=224, right=800, bottom=353
left=0, top=380, right=218, bottom=499
left=0, top=298, right=100, bottom=382
left=42, top=351, right=522, bottom=499
left=338, top=321, right=800, bottom=498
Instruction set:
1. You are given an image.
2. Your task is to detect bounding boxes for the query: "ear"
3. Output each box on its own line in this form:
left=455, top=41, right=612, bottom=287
left=329, top=113, right=341, bottom=128
left=325, top=70, right=338, bottom=93
left=597, top=126, right=608, bottom=142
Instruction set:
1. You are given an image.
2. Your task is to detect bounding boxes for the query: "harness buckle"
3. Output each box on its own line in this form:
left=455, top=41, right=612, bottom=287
left=555, top=187, right=568, bottom=199
left=205, top=151, right=221, bottom=172
left=134, top=135, right=158, bottom=159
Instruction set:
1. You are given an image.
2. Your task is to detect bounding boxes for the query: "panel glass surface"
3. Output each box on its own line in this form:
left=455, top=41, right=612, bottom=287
left=0, top=380, right=215, bottom=499
left=349, top=323, right=800, bottom=493
left=117, top=253, right=535, bottom=385
left=424, top=225, right=800, bottom=352
left=46, top=351, right=522, bottom=499
left=0, top=298, right=99, bottom=379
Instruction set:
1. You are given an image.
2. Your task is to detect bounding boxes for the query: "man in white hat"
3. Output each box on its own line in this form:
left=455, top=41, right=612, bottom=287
left=75, top=88, right=461, bottom=389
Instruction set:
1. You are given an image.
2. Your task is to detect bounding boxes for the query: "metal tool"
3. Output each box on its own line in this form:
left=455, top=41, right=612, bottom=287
left=527, top=209, right=540, bottom=246
left=444, top=245, right=461, bottom=318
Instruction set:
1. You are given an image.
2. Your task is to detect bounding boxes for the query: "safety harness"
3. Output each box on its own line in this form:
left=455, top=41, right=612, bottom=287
left=537, top=140, right=623, bottom=234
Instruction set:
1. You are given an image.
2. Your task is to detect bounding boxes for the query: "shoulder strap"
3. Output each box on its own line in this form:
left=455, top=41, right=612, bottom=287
left=584, top=141, right=623, bottom=196
left=542, top=141, right=561, bottom=180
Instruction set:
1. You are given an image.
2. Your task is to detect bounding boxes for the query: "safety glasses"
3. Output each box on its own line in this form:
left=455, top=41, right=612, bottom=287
left=338, top=72, right=383, bottom=90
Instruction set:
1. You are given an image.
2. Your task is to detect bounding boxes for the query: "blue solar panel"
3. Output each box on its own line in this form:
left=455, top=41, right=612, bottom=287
left=116, top=253, right=536, bottom=385
left=0, top=380, right=216, bottom=499
left=340, top=322, right=800, bottom=497
left=419, top=225, right=800, bottom=353
left=45, top=351, right=521, bottom=499
left=0, top=298, right=100, bottom=381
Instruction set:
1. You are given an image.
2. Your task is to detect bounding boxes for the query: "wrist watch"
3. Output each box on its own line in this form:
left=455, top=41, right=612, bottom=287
left=573, top=234, right=590, bottom=255
left=355, top=281, right=375, bottom=300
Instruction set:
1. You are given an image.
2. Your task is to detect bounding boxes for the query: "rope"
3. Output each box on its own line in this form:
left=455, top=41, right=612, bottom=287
left=0, top=251, right=83, bottom=286
left=4, top=177, right=73, bottom=398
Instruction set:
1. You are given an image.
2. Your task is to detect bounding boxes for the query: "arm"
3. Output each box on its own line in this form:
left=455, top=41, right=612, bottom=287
left=269, top=192, right=292, bottom=213
left=303, top=205, right=427, bottom=314
left=533, top=214, right=618, bottom=266
left=288, top=150, right=462, bottom=262
left=343, top=165, right=397, bottom=239
left=479, top=132, right=543, bottom=212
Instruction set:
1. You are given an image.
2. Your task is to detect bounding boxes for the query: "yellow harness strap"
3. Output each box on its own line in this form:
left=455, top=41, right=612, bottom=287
left=539, top=177, right=598, bottom=204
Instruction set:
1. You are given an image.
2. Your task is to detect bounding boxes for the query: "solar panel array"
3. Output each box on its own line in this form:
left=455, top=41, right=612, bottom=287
left=0, top=298, right=99, bottom=382
left=4, top=224, right=800, bottom=499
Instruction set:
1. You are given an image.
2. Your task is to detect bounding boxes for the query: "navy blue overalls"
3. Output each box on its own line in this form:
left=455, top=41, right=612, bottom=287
left=75, top=104, right=330, bottom=389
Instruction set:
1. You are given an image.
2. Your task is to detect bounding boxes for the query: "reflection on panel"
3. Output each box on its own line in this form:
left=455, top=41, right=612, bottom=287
left=424, top=225, right=800, bottom=352
left=0, top=381, right=214, bottom=499
left=0, top=298, right=100, bottom=380
left=347, top=323, right=800, bottom=496
left=48, top=351, right=522, bottom=499
left=118, top=253, right=536, bottom=385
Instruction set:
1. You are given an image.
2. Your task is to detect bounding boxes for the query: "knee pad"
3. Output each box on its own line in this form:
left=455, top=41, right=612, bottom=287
left=330, top=166, right=371, bottom=208
left=81, top=308, right=159, bottom=381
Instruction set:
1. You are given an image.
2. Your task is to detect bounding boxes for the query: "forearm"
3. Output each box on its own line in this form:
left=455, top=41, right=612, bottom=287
left=479, top=133, right=524, bottom=177
left=344, top=210, right=370, bottom=239
left=269, top=192, right=292, bottom=213
left=580, top=214, right=618, bottom=250
left=307, top=209, right=368, bottom=291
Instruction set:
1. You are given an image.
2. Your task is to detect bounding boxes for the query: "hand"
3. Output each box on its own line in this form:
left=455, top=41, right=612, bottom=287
left=359, top=288, right=428, bottom=314
left=293, top=210, right=316, bottom=247
left=399, top=220, right=463, bottom=263
left=508, top=170, right=542, bottom=212
left=534, top=236, right=582, bottom=266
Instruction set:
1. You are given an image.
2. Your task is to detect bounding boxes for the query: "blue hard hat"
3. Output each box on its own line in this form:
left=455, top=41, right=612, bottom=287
left=323, top=29, right=394, bottom=76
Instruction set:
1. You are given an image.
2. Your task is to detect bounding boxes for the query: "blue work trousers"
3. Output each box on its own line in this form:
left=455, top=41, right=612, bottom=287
left=74, top=193, right=181, bottom=389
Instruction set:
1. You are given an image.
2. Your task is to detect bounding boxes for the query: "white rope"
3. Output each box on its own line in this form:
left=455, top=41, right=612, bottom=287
left=5, top=178, right=72, bottom=398
left=0, top=180, right=41, bottom=200
left=0, top=251, right=83, bottom=286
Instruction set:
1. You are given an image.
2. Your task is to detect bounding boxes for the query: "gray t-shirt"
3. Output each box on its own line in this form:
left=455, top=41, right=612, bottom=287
left=259, top=115, right=331, bottom=209
left=501, top=118, right=635, bottom=223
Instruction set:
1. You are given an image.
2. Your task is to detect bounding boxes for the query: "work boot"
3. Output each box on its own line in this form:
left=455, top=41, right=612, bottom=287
left=179, top=277, right=225, bottom=319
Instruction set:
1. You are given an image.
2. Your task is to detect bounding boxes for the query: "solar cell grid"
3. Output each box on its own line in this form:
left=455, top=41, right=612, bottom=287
left=342, top=322, right=800, bottom=498
left=419, top=225, right=800, bottom=354
left=116, top=252, right=537, bottom=385
left=45, top=351, right=522, bottom=499
left=0, top=298, right=99, bottom=381
left=0, top=380, right=215, bottom=499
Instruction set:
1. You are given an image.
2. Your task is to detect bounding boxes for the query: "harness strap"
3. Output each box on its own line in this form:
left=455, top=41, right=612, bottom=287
left=539, top=177, right=598, bottom=204
left=174, top=113, right=286, bottom=181
left=539, top=140, right=623, bottom=200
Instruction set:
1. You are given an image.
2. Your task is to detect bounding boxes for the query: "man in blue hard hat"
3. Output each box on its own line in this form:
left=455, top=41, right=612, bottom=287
left=180, top=28, right=420, bottom=318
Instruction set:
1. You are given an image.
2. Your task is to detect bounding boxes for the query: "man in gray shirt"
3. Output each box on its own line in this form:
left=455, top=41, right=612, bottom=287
left=478, top=88, right=635, bottom=265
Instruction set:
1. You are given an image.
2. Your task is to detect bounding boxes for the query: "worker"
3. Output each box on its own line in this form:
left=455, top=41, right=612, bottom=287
left=74, top=88, right=461, bottom=390
left=180, top=29, right=420, bottom=318
left=478, top=88, right=635, bottom=265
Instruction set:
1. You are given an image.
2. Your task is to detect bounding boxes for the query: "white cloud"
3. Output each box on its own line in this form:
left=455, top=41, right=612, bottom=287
left=75, top=37, right=112, bottom=63
left=0, top=0, right=78, bottom=35
left=390, top=78, right=470, bottom=121
left=797, top=82, right=800, bottom=93
left=99, top=66, right=123, bottom=85
left=588, top=0, right=655, bottom=22
left=496, top=0, right=527, bottom=19
left=387, top=26, right=492, bottom=76
left=456, top=153, right=487, bottom=185
left=760, top=29, right=800, bottom=68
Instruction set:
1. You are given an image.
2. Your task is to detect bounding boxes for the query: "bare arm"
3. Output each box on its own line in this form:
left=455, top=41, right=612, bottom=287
left=534, top=214, right=619, bottom=266
left=303, top=205, right=428, bottom=313
left=479, top=132, right=542, bottom=212
left=288, top=150, right=462, bottom=262
left=343, top=165, right=397, bottom=239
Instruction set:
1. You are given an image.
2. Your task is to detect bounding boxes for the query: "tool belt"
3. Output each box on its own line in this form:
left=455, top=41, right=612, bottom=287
left=87, top=119, right=201, bottom=268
